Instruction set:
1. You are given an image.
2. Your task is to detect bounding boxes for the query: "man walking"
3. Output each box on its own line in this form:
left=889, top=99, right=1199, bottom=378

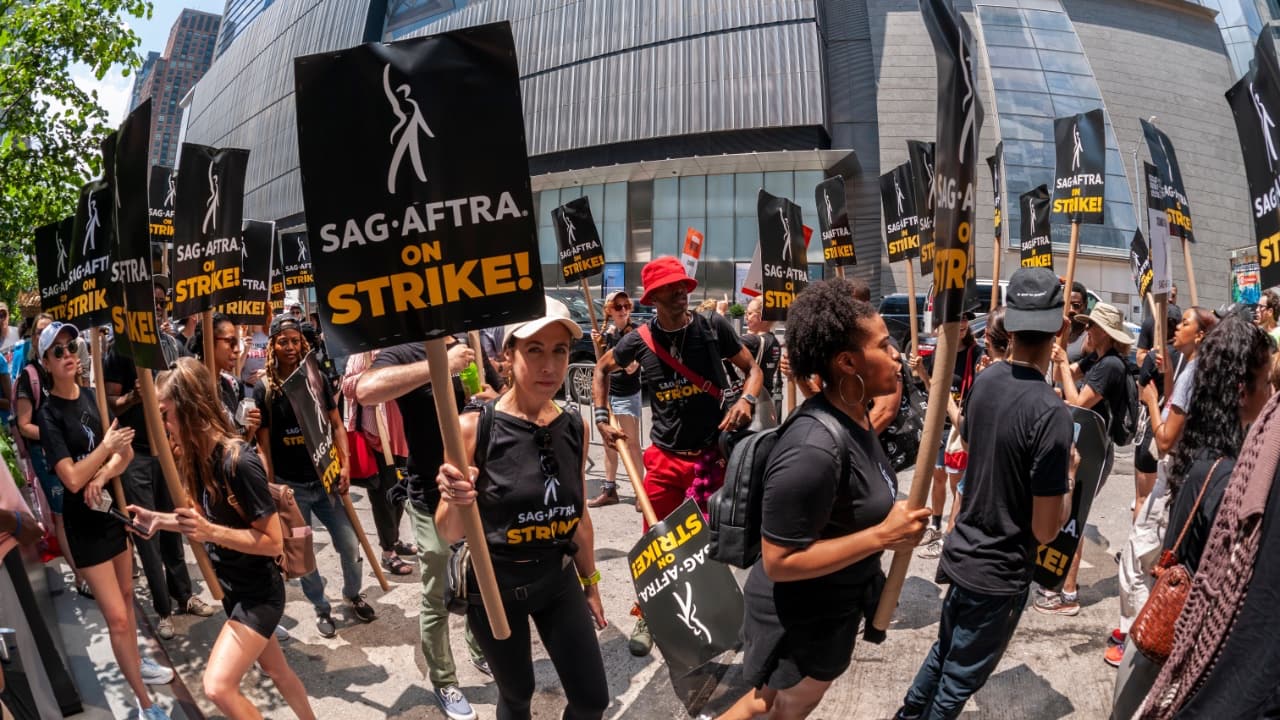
left=592, top=256, right=763, bottom=656
left=896, top=268, right=1076, bottom=719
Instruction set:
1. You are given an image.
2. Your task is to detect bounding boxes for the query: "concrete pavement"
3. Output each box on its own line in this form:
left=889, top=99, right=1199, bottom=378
left=65, top=405, right=1134, bottom=719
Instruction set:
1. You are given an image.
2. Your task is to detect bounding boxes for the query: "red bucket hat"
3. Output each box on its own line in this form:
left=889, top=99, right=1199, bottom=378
left=640, top=256, right=697, bottom=305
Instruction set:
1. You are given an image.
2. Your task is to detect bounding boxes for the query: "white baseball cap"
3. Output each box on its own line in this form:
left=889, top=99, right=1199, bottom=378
left=503, top=297, right=584, bottom=344
left=38, top=321, right=80, bottom=357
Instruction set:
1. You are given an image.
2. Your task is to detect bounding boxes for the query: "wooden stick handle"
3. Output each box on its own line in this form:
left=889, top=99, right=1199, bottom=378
left=89, top=328, right=128, bottom=511
left=201, top=311, right=217, bottom=398
left=135, top=372, right=223, bottom=600
left=835, top=266, right=846, bottom=279
left=426, top=339, right=510, bottom=639
left=1182, top=238, right=1198, bottom=307
left=234, top=326, right=246, bottom=379
left=905, top=259, right=920, bottom=358
left=1058, top=221, right=1081, bottom=349
left=874, top=321, right=962, bottom=631
left=342, top=494, right=390, bottom=591
left=374, top=403, right=396, bottom=466
left=990, top=237, right=1002, bottom=313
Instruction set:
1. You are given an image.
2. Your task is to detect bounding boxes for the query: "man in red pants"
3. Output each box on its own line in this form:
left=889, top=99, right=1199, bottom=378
left=593, top=256, right=762, bottom=656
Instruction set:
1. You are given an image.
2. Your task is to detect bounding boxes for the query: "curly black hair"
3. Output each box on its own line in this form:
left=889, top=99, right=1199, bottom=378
left=1167, top=315, right=1273, bottom=497
left=784, top=278, right=877, bottom=384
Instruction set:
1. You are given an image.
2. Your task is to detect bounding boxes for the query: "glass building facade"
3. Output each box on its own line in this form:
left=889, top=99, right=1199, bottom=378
left=977, top=0, right=1137, bottom=253
left=1196, top=0, right=1265, bottom=78
left=216, top=0, right=274, bottom=58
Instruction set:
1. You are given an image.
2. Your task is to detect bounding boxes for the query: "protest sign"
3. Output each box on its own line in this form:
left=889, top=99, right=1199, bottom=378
left=1051, top=108, right=1106, bottom=225
left=680, top=227, right=704, bottom=279
left=279, top=230, right=314, bottom=290
left=1034, top=406, right=1107, bottom=589
left=1143, top=163, right=1173, bottom=296
left=551, top=197, right=605, bottom=284
left=269, top=230, right=285, bottom=315
left=1019, top=185, right=1052, bottom=270
left=34, top=217, right=75, bottom=321
left=216, top=220, right=275, bottom=325
left=149, top=165, right=175, bottom=271
left=630, top=499, right=744, bottom=713
left=881, top=163, right=921, bottom=264
left=57, top=180, right=116, bottom=328
left=756, top=190, right=808, bottom=321
left=281, top=353, right=342, bottom=493
left=1230, top=247, right=1263, bottom=304
left=1131, top=230, right=1153, bottom=299
left=815, top=176, right=855, bottom=267
left=171, top=143, right=249, bottom=318
left=987, top=143, right=1004, bottom=309
left=906, top=141, right=934, bottom=276
left=741, top=224, right=810, bottom=299
left=109, top=99, right=164, bottom=370
left=1140, top=119, right=1192, bottom=242
left=1226, top=34, right=1280, bottom=290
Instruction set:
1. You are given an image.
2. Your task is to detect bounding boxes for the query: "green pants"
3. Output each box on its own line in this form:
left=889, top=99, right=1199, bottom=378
left=408, top=502, right=484, bottom=689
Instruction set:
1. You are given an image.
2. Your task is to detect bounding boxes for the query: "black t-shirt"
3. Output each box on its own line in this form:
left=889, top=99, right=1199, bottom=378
left=924, top=341, right=980, bottom=427
left=477, top=407, right=584, bottom=564
left=203, top=443, right=278, bottom=594
left=370, top=339, right=502, bottom=513
left=601, top=323, right=641, bottom=397
left=1138, top=303, right=1182, bottom=351
left=761, top=394, right=897, bottom=598
left=1084, top=350, right=1128, bottom=436
left=36, top=391, right=118, bottom=541
left=1164, top=452, right=1233, bottom=576
left=940, top=361, right=1072, bottom=595
left=612, top=314, right=742, bottom=452
left=103, top=335, right=187, bottom=454
left=253, top=374, right=336, bottom=485
left=740, top=332, right=783, bottom=397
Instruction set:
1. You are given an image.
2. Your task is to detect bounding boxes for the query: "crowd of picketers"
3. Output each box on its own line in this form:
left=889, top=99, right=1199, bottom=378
left=2, top=258, right=1280, bottom=720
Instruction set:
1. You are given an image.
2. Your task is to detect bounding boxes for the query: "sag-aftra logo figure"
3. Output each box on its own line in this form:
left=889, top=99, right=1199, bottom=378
left=384, top=64, right=435, bottom=194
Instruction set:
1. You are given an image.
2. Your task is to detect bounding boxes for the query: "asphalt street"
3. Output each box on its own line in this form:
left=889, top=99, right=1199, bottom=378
left=65, top=404, right=1134, bottom=719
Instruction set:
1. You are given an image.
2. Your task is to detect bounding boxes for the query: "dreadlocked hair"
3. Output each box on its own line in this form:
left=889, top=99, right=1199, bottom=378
left=785, top=278, right=876, bottom=385
left=1166, top=315, right=1272, bottom=497
left=156, top=357, right=244, bottom=507
left=263, top=332, right=311, bottom=401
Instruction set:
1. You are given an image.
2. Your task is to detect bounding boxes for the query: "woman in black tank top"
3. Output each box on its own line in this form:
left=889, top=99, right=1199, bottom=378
left=437, top=298, right=609, bottom=720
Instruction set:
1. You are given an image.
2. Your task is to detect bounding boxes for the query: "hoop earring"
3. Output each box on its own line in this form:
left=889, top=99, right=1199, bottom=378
left=852, top=373, right=866, bottom=405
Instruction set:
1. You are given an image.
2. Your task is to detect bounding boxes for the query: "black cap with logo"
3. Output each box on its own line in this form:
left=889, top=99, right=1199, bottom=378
left=1004, top=267, right=1065, bottom=333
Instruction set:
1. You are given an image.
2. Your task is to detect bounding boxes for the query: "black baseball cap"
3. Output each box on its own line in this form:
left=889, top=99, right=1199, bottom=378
left=269, top=314, right=304, bottom=338
left=1004, top=268, right=1065, bottom=333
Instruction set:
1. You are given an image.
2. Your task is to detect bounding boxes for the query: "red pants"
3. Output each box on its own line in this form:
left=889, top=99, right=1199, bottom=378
left=641, top=445, right=697, bottom=531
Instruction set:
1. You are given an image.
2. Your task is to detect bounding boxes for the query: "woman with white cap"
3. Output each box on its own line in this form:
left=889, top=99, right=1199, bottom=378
left=436, top=296, right=608, bottom=720
left=34, top=321, right=173, bottom=719
left=588, top=290, right=642, bottom=507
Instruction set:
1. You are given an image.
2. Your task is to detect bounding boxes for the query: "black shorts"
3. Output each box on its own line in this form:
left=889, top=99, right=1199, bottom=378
left=66, top=520, right=128, bottom=569
left=1134, top=427, right=1157, bottom=474
left=221, top=573, right=285, bottom=639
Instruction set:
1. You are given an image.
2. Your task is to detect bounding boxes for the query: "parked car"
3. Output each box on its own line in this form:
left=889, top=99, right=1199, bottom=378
left=922, top=279, right=1103, bottom=334
left=544, top=288, right=604, bottom=402
left=878, top=293, right=927, bottom=352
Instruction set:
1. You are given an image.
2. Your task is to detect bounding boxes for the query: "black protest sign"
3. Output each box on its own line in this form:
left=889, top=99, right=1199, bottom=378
left=1019, top=185, right=1053, bottom=270
left=881, top=163, right=921, bottom=264
left=1051, top=108, right=1105, bottom=224
left=216, top=220, right=275, bottom=325
left=988, top=142, right=1003, bottom=240
left=907, top=140, right=935, bottom=274
left=1143, top=162, right=1173, bottom=296
left=171, top=144, right=249, bottom=317
left=109, top=99, right=164, bottom=370
left=551, top=196, right=605, bottom=283
left=149, top=165, right=176, bottom=267
left=1130, top=230, right=1153, bottom=299
left=34, top=217, right=74, bottom=317
left=269, top=230, right=285, bottom=315
left=281, top=352, right=341, bottom=493
left=56, top=180, right=116, bottom=328
left=756, top=190, right=808, bottom=322
left=816, top=176, right=856, bottom=266
left=1226, top=34, right=1280, bottom=289
left=629, top=499, right=743, bottom=710
left=1034, top=406, right=1106, bottom=590
left=279, top=230, right=314, bottom=290
left=293, top=22, right=543, bottom=356
left=1140, top=119, right=1192, bottom=242
left=921, top=0, right=982, bottom=323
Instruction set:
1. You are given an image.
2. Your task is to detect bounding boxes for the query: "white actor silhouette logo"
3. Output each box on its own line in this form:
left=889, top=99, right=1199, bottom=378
left=779, top=208, right=793, bottom=265
left=203, top=163, right=220, bottom=235
left=824, top=189, right=834, bottom=226
left=83, top=197, right=100, bottom=254
left=1252, top=83, right=1278, bottom=172
left=56, top=234, right=68, bottom=275
left=1029, top=196, right=1038, bottom=231
left=894, top=174, right=906, bottom=215
left=674, top=582, right=711, bottom=644
left=164, top=171, right=176, bottom=208
left=959, top=38, right=976, bottom=163
left=1071, top=122, right=1083, bottom=172
left=561, top=210, right=576, bottom=247
left=296, top=236, right=309, bottom=264
left=305, top=357, right=331, bottom=443
left=384, top=64, right=435, bottom=194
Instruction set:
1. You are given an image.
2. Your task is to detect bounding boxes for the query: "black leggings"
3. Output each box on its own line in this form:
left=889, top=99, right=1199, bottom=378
left=367, top=452, right=406, bottom=552
left=467, top=561, right=609, bottom=720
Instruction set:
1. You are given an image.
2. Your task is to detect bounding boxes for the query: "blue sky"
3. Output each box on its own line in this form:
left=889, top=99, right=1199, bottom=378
left=79, top=0, right=226, bottom=128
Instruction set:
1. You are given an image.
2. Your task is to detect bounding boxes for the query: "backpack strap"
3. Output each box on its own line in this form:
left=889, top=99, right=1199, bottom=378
left=26, top=364, right=41, bottom=411
left=473, top=398, right=496, bottom=472
left=793, top=402, right=852, bottom=492
left=636, top=321, right=723, bottom=401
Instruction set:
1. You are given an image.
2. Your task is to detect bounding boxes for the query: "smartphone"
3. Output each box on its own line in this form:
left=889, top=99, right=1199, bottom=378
left=106, top=507, right=149, bottom=535
left=1073, top=422, right=1082, bottom=444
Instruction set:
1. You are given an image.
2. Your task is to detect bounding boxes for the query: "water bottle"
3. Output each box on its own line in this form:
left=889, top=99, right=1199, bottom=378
left=459, top=361, right=482, bottom=396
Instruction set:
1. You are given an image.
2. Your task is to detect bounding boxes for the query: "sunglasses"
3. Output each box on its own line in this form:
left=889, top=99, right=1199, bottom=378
left=611, top=303, right=632, bottom=311
left=534, top=427, right=559, bottom=477
left=48, top=339, right=80, bottom=359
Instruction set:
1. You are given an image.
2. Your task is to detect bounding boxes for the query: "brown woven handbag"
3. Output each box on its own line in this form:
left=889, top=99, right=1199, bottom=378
left=1130, top=458, right=1223, bottom=664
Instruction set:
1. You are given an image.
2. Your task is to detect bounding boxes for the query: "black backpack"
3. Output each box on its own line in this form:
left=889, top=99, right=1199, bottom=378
left=708, top=402, right=849, bottom=569
left=1111, top=359, right=1140, bottom=446
left=878, top=355, right=923, bottom=472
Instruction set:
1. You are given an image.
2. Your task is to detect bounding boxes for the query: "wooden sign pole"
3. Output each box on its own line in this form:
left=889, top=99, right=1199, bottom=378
left=341, top=494, right=390, bottom=592
left=1182, top=237, right=1198, bottom=307
left=835, top=266, right=846, bottom=279
left=905, top=258, right=920, bottom=358
left=1058, top=220, right=1082, bottom=349
left=990, top=238, right=1002, bottom=312
left=874, top=321, right=962, bottom=631
left=136, top=372, right=223, bottom=600
left=88, top=327, right=127, bottom=511
left=201, top=311, right=218, bottom=398
left=426, top=338, right=510, bottom=639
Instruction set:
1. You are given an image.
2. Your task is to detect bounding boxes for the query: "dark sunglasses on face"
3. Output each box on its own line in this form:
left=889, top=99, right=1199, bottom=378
left=49, top=340, right=80, bottom=359
left=612, top=303, right=632, bottom=311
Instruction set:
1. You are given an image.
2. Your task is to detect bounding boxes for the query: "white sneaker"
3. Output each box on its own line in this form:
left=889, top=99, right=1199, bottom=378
left=918, top=526, right=943, bottom=547
left=139, top=657, right=174, bottom=685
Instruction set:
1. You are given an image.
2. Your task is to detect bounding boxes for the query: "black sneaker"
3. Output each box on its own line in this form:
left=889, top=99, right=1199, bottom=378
left=347, top=594, right=376, bottom=623
left=316, top=613, right=337, bottom=638
left=471, top=656, right=492, bottom=677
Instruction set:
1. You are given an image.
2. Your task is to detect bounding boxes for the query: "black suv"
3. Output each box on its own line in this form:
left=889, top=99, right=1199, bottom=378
left=544, top=288, right=606, bottom=402
left=879, top=293, right=927, bottom=351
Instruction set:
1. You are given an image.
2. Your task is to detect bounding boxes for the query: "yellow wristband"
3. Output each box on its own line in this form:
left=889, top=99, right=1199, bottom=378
left=579, top=569, right=601, bottom=587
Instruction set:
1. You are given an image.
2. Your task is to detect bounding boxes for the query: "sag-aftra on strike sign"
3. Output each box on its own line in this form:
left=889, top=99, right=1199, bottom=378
left=293, top=22, right=543, bottom=355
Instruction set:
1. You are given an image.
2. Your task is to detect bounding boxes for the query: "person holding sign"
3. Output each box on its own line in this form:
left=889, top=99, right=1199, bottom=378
left=717, top=279, right=928, bottom=720
left=591, top=256, right=762, bottom=656
left=34, top=322, right=175, bottom=720
left=587, top=291, right=642, bottom=508
left=436, top=298, right=608, bottom=720
left=896, top=268, right=1076, bottom=720
left=253, top=315, right=371, bottom=638
left=127, top=358, right=316, bottom=720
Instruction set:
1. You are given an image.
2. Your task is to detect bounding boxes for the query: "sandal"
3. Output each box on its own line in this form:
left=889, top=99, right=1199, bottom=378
left=76, top=580, right=94, bottom=599
left=392, top=541, right=418, bottom=557
left=381, top=554, right=413, bottom=576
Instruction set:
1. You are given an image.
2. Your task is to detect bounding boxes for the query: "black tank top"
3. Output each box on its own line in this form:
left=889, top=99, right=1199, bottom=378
left=476, top=402, right=585, bottom=564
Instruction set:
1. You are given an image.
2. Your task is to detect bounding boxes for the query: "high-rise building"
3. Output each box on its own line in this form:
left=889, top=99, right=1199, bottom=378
left=129, top=9, right=220, bottom=167
left=215, top=0, right=273, bottom=58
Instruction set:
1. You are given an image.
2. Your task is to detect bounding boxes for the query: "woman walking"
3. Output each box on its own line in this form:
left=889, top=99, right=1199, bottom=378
left=436, top=297, right=609, bottom=720
left=129, top=357, right=315, bottom=719
left=588, top=290, right=643, bottom=507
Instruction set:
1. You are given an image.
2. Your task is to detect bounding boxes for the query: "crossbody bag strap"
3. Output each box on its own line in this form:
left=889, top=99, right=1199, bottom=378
left=1167, top=457, right=1224, bottom=559
left=636, top=324, right=723, bottom=401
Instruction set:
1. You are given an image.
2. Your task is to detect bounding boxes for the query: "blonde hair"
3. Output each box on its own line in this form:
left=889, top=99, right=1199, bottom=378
left=156, top=357, right=243, bottom=505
